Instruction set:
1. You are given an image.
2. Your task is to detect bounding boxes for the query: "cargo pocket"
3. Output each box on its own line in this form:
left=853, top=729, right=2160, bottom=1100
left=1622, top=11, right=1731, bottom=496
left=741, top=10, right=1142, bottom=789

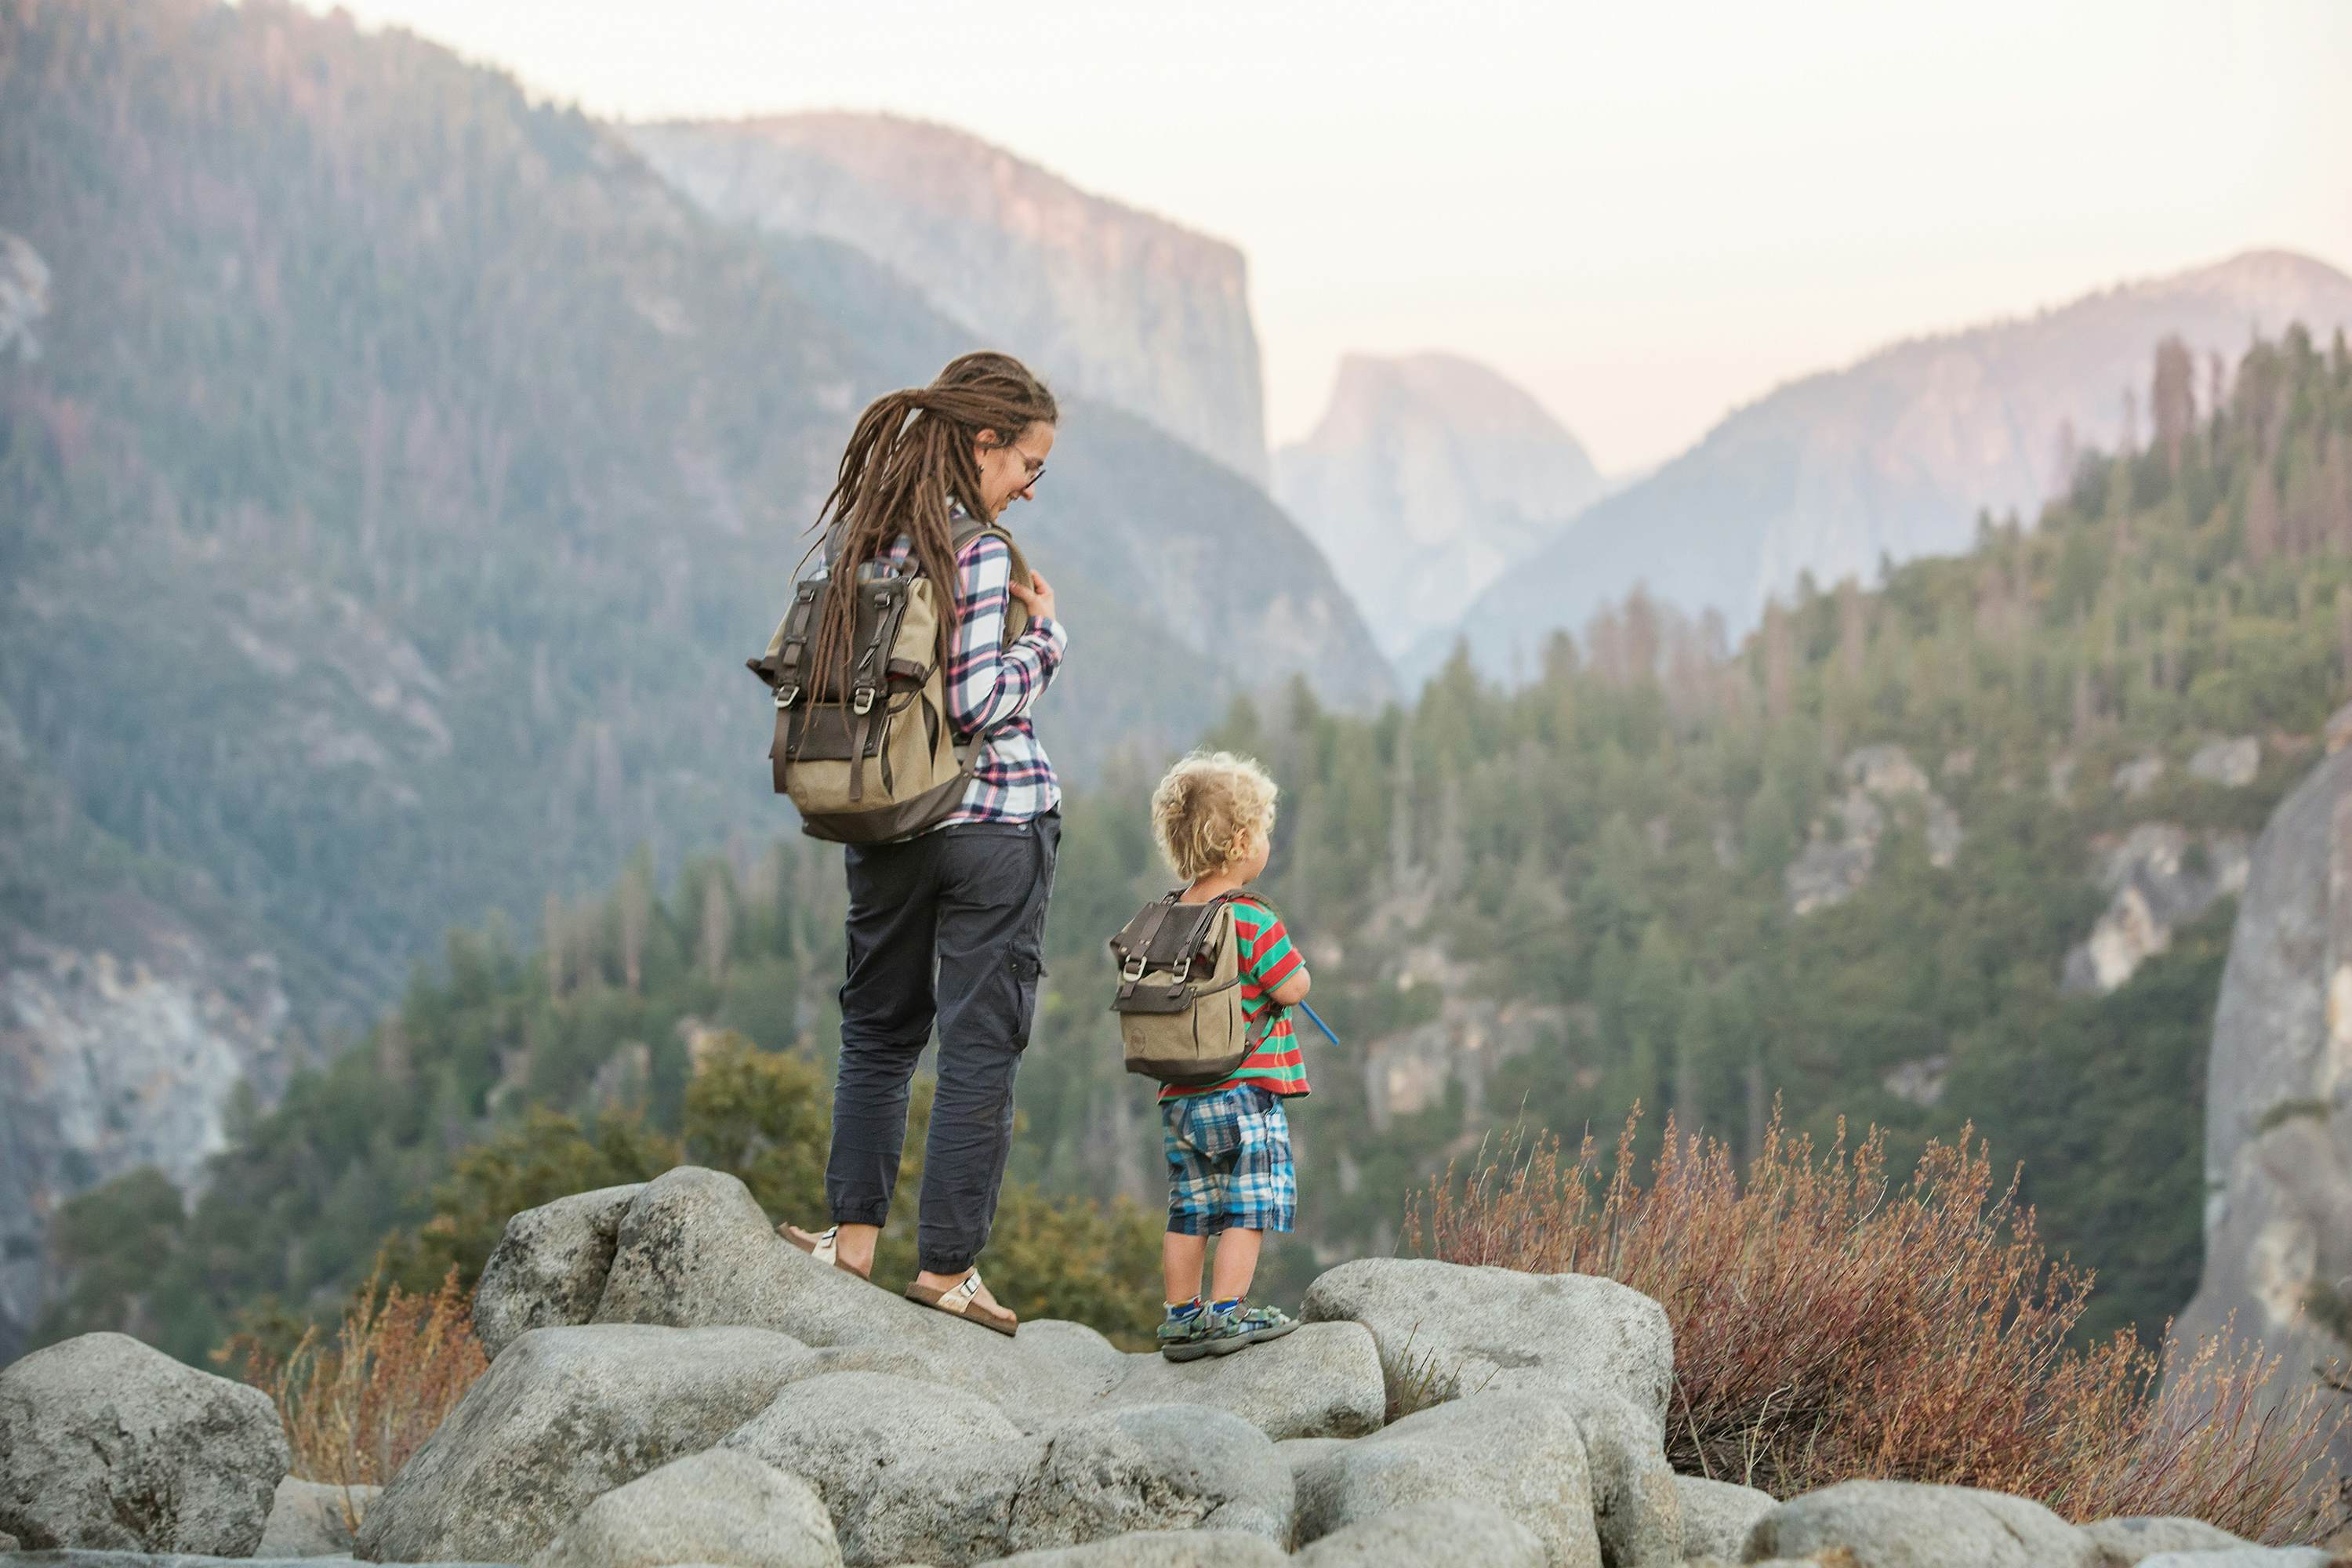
left=1008, top=938, right=1044, bottom=1051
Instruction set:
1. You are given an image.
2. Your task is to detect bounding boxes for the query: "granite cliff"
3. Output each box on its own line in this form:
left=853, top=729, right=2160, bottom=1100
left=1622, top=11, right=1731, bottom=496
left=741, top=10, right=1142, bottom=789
left=626, top=114, right=1272, bottom=485
left=1273, top=352, right=1605, bottom=661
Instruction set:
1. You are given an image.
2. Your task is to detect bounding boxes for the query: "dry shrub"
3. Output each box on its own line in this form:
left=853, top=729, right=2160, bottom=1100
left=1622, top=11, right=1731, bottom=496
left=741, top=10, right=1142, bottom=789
left=1406, top=1106, right=2346, bottom=1541
left=220, top=1261, right=488, bottom=1523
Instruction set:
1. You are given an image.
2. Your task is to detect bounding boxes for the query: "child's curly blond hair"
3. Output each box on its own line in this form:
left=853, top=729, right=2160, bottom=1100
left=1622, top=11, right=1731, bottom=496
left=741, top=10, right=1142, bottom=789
left=1151, top=750, right=1279, bottom=882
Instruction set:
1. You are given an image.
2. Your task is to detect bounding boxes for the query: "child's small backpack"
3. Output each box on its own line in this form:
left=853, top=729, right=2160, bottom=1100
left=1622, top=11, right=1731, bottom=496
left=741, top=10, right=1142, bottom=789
left=746, top=515, right=1030, bottom=843
left=1108, top=892, right=1268, bottom=1086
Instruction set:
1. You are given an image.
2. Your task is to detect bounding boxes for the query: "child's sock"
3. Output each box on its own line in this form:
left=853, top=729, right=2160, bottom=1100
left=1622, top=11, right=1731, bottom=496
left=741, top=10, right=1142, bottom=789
left=1211, top=1296, right=1243, bottom=1316
left=1165, top=1299, right=1203, bottom=1323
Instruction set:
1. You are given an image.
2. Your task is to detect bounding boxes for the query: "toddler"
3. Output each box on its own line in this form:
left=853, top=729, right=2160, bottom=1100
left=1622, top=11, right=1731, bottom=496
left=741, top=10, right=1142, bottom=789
left=1148, top=750, right=1315, bottom=1362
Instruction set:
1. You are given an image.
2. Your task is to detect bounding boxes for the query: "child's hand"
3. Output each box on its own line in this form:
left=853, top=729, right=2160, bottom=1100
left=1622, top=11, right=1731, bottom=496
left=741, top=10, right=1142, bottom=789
left=1008, top=569, right=1058, bottom=624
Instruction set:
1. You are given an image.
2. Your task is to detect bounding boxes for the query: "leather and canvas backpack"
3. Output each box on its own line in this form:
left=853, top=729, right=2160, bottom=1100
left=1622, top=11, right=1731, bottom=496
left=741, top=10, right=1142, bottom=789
left=1108, top=891, right=1271, bottom=1087
left=746, top=514, right=1030, bottom=844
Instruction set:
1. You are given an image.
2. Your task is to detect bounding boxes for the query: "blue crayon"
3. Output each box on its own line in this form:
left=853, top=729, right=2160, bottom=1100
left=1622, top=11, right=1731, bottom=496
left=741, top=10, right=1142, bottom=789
left=1296, top=1001, right=1341, bottom=1047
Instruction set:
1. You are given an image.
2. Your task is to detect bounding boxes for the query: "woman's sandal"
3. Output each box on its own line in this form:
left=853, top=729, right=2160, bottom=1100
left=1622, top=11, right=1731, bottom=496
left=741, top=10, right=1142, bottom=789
left=779, top=1223, right=873, bottom=1283
left=903, top=1269, right=1018, bottom=1337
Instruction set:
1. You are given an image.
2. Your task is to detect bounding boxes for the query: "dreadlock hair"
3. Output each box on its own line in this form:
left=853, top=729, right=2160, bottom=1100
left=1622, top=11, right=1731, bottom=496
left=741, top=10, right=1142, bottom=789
left=803, top=351, right=1058, bottom=696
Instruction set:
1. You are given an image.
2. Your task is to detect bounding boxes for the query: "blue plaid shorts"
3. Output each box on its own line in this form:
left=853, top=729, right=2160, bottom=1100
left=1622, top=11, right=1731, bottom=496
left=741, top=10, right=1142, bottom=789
left=1163, top=1083, right=1297, bottom=1236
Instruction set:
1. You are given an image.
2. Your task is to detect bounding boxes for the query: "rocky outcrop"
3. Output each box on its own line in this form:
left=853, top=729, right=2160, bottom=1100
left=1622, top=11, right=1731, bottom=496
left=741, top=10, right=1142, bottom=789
left=1743, top=1479, right=2100, bottom=1567
left=1273, top=353, right=1605, bottom=659
left=1450, top=249, right=2352, bottom=670
left=472, top=1183, right=644, bottom=1357
left=528, top=1449, right=841, bottom=1568
left=1287, top=1393, right=1600, bottom=1567
left=2172, top=722, right=2352, bottom=1459
left=354, top=1173, right=2316, bottom=1568
left=1784, top=745, right=1962, bottom=914
left=2060, top=825, right=2251, bottom=995
left=1301, top=1258, right=1679, bottom=1566
left=626, top=114, right=1270, bottom=484
left=0, top=1332, right=289, bottom=1555
left=356, top=1324, right=818, bottom=1563
left=256, top=1478, right=376, bottom=1557
left=1674, top=1475, right=1776, bottom=1561
left=0, top=920, right=298, bottom=1358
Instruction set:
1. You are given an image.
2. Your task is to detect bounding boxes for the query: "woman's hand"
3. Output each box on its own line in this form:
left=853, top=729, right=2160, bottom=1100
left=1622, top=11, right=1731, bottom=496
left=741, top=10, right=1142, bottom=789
left=1007, top=568, right=1058, bottom=625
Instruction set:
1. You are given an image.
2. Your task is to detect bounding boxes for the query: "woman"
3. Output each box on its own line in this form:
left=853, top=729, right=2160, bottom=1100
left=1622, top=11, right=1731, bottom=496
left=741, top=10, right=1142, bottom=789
left=782, top=351, right=1064, bottom=1336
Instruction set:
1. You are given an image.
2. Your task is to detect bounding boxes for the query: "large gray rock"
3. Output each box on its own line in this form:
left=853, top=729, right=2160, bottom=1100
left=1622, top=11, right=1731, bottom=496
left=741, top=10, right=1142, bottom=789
left=2172, top=739, right=2352, bottom=1470
left=1011, top=1405, right=1291, bottom=1552
left=1294, top=1499, right=1547, bottom=1567
left=257, top=1478, right=377, bottom=1557
left=528, top=1448, right=840, bottom=1568
left=1095, top=1323, right=1383, bottom=1439
left=2135, top=1554, right=2336, bottom=1568
left=0, top=1332, right=289, bottom=1555
left=721, top=1371, right=1038, bottom=1568
left=5, top=1556, right=504, bottom=1568
left=2082, top=1515, right=2249, bottom=1566
left=588, top=1169, right=1113, bottom=1418
left=1290, top=1392, right=1600, bottom=1568
left=975, top=1534, right=1285, bottom=1568
left=356, top=1324, right=812, bottom=1563
left=1674, top=1474, right=1773, bottom=1560
left=724, top=1374, right=1289, bottom=1566
left=1743, top=1479, right=2100, bottom=1568
left=1302, top=1258, right=1679, bottom=1566
left=473, top=1184, right=643, bottom=1358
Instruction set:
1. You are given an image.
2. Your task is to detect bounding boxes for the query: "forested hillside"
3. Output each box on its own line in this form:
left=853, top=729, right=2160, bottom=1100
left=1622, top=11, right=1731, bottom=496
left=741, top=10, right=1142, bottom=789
left=42, top=328, right=2352, bottom=1360
left=0, top=0, right=1382, bottom=1356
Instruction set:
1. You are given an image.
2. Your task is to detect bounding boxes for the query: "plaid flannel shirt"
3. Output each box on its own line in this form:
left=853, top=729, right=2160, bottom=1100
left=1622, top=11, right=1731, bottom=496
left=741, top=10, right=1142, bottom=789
left=880, top=512, right=1066, bottom=827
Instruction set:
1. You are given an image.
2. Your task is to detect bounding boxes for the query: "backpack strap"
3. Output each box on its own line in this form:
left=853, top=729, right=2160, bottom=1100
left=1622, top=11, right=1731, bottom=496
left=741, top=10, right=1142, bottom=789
left=949, top=514, right=1033, bottom=645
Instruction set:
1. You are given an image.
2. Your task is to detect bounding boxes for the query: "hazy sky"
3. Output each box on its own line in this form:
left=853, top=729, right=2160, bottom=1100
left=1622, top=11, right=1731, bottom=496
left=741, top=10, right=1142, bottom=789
left=311, top=1, right=2352, bottom=474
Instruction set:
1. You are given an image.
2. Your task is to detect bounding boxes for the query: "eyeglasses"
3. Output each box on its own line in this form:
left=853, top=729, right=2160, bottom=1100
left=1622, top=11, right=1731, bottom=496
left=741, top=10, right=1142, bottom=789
left=1010, top=445, right=1046, bottom=494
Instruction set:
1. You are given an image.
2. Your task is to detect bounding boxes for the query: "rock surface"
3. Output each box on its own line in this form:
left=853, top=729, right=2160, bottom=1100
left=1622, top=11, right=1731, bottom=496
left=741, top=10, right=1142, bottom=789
left=1289, top=1392, right=1601, bottom=1568
left=256, top=1478, right=376, bottom=1557
left=1292, top=1498, right=1548, bottom=1568
left=1673, top=1474, right=1775, bottom=1560
left=724, top=1374, right=1289, bottom=1566
left=356, top=1324, right=813, bottom=1563
left=0, top=1332, right=289, bottom=1555
left=2190, top=735, right=2263, bottom=788
left=473, top=1184, right=644, bottom=1358
left=583, top=1169, right=1379, bottom=1439
left=975, top=1533, right=1285, bottom=1568
left=1784, top=746, right=1963, bottom=915
left=527, top=1448, right=840, bottom=1568
left=2060, top=824, right=2251, bottom=996
left=1743, top=1479, right=2099, bottom=1568
left=1303, top=1258, right=1678, bottom=1566
left=2082, top=1514, right=2250, bottom=1566
left=2173, top=736, right=2352, bottom=1467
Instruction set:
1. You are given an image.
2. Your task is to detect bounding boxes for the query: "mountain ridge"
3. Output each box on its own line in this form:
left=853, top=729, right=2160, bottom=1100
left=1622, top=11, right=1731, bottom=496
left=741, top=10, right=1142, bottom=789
left=1436, top=247, right=2352, bottom=684
left=625, top=111, right=1273, bottom=485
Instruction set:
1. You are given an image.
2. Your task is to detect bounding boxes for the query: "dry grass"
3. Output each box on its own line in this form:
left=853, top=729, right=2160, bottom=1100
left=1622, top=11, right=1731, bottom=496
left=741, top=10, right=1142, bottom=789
left=219, top=1261, right=488, bottom=1523
left=1406, top=1106, right=2347, bottom=1542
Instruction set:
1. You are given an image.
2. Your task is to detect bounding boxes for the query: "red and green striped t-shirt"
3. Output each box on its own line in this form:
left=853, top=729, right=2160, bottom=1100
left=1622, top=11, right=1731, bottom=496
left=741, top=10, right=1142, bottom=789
left=1158, top=895, right=1311, bottom=1101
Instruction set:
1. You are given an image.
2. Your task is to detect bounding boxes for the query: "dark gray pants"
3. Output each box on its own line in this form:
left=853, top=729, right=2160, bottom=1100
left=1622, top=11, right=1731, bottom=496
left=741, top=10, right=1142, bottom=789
left=827, top=812, right=1058, bottom=1273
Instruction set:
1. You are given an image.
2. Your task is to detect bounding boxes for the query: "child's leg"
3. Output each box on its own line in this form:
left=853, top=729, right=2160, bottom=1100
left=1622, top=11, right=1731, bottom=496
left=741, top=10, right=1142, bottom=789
left=1208, top=1227, right=1262, bottom=1303
left=1163, top=1230, right=1207, bottom=1305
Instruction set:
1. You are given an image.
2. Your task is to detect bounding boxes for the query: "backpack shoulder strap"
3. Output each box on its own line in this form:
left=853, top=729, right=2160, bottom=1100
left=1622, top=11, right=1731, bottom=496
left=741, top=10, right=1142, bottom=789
left=947, top=514, right=1031, bottom=646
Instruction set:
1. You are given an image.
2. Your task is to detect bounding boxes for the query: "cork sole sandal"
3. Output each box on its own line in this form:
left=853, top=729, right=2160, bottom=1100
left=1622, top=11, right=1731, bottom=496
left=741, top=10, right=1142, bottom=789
left=904, top=1270, right=1018, bottom=1337
left=779, top=1223, right=873, bottom=1283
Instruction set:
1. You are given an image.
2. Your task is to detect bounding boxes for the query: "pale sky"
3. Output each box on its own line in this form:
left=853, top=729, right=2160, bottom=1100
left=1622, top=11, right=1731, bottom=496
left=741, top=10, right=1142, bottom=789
left=309, top=1, right=2352, bottom=474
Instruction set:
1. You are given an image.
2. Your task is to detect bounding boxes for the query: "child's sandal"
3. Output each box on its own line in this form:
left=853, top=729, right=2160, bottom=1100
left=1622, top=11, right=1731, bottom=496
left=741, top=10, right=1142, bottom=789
left=779, top=1222, right=873, bottom=1283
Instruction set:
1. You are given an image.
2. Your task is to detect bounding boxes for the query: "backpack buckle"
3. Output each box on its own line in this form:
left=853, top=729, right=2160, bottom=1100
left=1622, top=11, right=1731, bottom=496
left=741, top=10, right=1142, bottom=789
left=852, top=688, right=875, bottom=715
left=1120, top=954, right=1147, bottom=983
left=775, top=684, right=800, bottom=710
